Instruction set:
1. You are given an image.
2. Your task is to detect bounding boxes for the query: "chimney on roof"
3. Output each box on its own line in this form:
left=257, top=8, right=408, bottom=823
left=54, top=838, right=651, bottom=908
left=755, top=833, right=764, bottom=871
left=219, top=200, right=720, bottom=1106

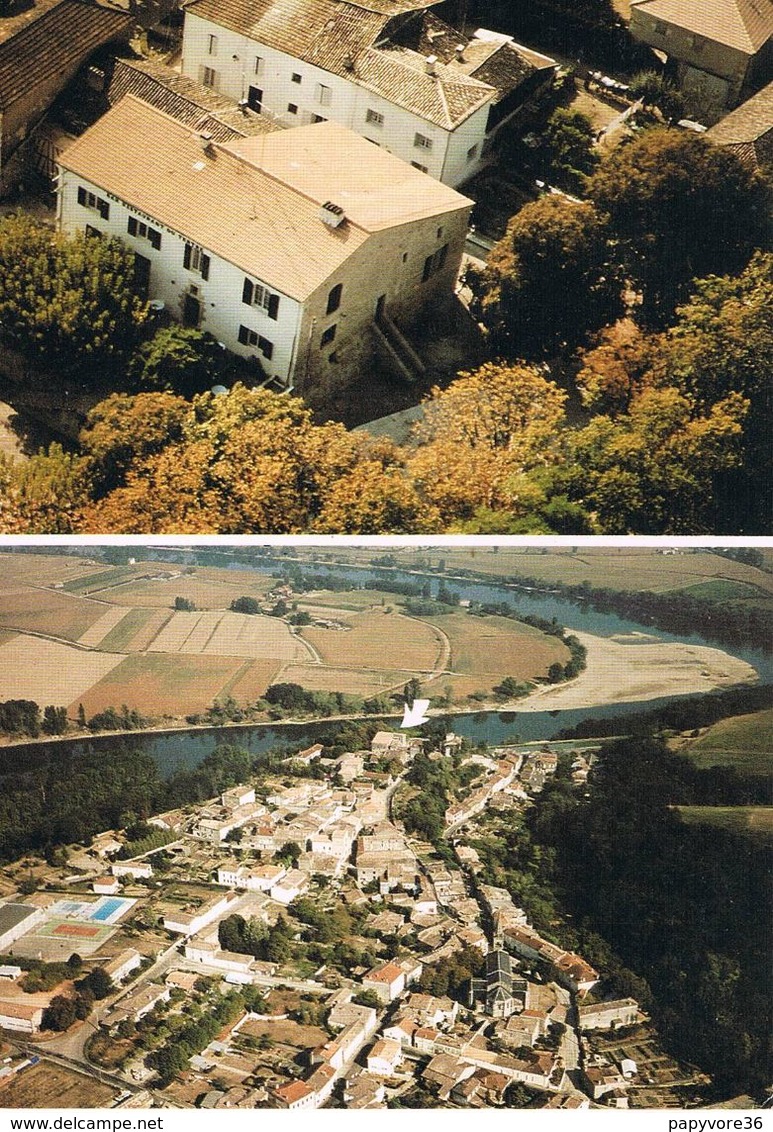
left=319, top=201, right=346, bottom=228
left=198, top=131, right=214, bottom=153
left=454, top=44, right=465, bottom=62
left=343, top=53, right=355, bottom=71
left=425, top=55, right=438, bottom=75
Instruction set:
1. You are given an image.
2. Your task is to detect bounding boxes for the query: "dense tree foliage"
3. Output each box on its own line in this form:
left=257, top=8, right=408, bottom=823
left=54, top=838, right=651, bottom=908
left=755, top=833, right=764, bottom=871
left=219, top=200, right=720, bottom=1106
left=0, top=215, right=146, bottom=378
left=534, top=736, right=772, bottom=1091
left=587, top=130, right=771, bottom=324
left=471, top=198, right=623, bottom=357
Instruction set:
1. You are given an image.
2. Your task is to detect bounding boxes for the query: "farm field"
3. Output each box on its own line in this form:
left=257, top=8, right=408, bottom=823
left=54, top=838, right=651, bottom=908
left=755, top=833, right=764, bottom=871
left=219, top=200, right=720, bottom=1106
left=96, top=607, right=173, bottom=653
left=0, top=586, right=109, bottom=641
left=679, top=709, right=773, bottom=776
left=0, top=552, right=105, bottom=588
left=279, top=662, right=411, bottom=696
left=424, top=612, right=569, bottom=686
left=93, top=567, right=274, bottom=610
left=676, top=806, right=773, bottom=843
left=72, top=652, right=251, bottom=718
left=146, top=610, right=306, bottom=661
left=299, top=589, right=414, bottom=612
left=226, top=659, right=286, bottom=702
left=77, top=604, right=132, bottom=647
left=0, top=1062, right=116, bottom=1108
left=0, top=635, right=124, bottom=705
left=299, top=610, right=445, bottom=672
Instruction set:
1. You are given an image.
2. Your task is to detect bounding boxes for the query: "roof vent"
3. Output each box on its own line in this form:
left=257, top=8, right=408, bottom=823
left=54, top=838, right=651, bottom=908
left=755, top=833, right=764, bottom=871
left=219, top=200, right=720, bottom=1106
left=425, top=54, right=438, bottom=75
left=319, top=201, right=346, bottom=228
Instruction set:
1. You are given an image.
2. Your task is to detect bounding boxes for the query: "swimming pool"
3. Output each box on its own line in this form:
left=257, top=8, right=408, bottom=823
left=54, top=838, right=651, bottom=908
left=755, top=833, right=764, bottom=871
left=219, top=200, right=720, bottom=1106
left=90, top=896, right=130, bottom=922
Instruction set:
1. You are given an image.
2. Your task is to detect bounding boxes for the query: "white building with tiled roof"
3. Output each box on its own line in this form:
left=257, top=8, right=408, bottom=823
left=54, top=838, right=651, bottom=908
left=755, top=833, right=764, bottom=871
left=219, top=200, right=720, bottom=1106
left=56, top=95, right=471, bottom=397
left=630, top=0, right=773, bottom=113
left=180, top=0, right=555, bottom=186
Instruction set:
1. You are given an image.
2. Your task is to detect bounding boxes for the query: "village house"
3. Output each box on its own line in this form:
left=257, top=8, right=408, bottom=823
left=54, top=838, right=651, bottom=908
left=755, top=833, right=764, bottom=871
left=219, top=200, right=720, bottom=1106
left=216, top=861, right=287, bottom=891
left=163, top=890, right=239, bottom=936
left=272, top=1079, right=316, bottom=1110
left=0, top=0, right=130, bottom=195
left=629, top=0, right=773, bottom=115
left=706, top=79, right=773, bottom=169
left=362, top=959, right=406, bottom=1003
left=577, top=997, right=641, bottom=1031
left=57, top=95, right=472, bottom=401
left=180, top=0, right=556, bottom=187
left=92, top=875, right=120, bottom=895
left=100, top=947, right=141, bottom=985
left=342, top=1068, right=386, bottom=1108
left=111, top=861, right=153, bottom=880
left=366, top=1037, right=403, bottom=1076
left=102, top=982, right=170, bottom=1031
left=269, top=868, right=309, bottom=904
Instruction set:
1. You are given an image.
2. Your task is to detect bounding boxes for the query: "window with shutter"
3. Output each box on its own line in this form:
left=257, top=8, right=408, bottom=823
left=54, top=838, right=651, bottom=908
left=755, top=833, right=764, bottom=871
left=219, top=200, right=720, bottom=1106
left=267, top=293, right=279, bottom=320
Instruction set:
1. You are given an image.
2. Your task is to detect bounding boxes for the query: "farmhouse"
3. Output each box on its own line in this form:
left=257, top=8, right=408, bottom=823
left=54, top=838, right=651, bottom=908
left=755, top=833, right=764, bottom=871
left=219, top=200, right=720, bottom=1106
left=180, top=0, right=556, bottom=187
left=56, top=95, right=472, bottom=401
left=629, top=0, right=773, bottom=114
left=0, top=0, right=130, bottom=195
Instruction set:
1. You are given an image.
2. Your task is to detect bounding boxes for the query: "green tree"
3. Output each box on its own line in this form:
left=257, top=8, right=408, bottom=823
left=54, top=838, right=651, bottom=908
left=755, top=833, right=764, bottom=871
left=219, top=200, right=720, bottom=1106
left=629, top=71, right=684, bottom=121
left=230, top=596, right=260, bottom=615
left=472, top=196, right=623, bottom=357
left=128, top=325, right=228, bottom=397
left=543, top=108, right=599, bottom=192
left=0, top=214, right=146, bottom=378
left=42, top=995, right=77, bottom=1032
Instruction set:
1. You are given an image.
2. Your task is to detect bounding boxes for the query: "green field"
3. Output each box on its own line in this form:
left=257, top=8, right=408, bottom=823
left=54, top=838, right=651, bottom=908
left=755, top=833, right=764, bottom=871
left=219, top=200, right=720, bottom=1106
left=681, top=709, right=773, bottom=776
left=676, top=806, right=773, bottom=843
left=679, top=579, right=769, bottom=602
left=62, top=566, right=142, bottom=593
left=96, top=607, right=162, bottom=652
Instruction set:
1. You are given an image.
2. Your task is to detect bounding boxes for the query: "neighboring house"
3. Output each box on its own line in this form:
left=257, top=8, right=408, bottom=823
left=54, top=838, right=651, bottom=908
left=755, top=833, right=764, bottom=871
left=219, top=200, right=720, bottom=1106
left=629, top=0, right=773, bottom=114
left=100, top=947, right=142, bottom=985
left=0, top=1001, right=44, bottom=1034
left=0, top=0, right=130, bottom=193
left=162, top=890, right=238, bottom=936
left=366, top=1037, right=403, bottom=1076
left=216, top=862, right=287, bottom=891
left=102, top=983, right=170, bottom=1030
left=577, top=998, right=641, bottom=1031
left=269, top=868, right=309, bottom=904
left=272, top=1080, right=317, bottom=1110
left=180, top=0, right=556, bottom=187
left=92, top=873, right=120, bottom=894
left=362, top=960, right=406, bottom=1003
left=57, top=95, right=472, bottom=400
left=706, top=79, right=773, bottom=168
left=111, top=861, right=153, bottom=880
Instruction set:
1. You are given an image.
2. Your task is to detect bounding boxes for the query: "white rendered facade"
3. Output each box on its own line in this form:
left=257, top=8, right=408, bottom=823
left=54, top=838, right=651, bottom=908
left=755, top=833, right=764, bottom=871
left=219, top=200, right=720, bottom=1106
left=182, top=12, right=491, bottom=187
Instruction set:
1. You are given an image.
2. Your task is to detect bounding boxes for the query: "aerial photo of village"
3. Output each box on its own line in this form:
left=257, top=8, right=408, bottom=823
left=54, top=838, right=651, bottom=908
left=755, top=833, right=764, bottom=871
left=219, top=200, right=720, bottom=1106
left=0, top=0, right=770, bottom=534
left=0, top=543, right=769, bottom=1111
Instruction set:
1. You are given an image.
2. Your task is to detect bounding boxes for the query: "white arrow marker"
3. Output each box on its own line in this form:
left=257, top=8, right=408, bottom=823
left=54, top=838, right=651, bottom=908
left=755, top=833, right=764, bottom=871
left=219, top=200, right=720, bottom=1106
left=400, top=698, right=430, bottom=728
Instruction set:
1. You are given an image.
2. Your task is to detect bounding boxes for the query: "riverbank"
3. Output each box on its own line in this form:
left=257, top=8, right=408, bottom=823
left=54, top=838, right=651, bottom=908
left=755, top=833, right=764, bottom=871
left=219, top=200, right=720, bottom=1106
left=512, top=630, right=758, bottom=712
left=0, top=628, right=759, bottom=751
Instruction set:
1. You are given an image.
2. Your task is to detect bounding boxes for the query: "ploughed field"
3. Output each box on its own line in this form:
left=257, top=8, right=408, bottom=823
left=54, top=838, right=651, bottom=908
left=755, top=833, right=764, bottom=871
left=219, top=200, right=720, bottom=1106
left=0, top=556, right=574, bottom=722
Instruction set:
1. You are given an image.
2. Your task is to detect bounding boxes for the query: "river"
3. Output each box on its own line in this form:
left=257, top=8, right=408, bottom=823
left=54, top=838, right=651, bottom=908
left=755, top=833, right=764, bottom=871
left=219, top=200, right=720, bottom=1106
left=8, top=551, right=770, bottom=777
